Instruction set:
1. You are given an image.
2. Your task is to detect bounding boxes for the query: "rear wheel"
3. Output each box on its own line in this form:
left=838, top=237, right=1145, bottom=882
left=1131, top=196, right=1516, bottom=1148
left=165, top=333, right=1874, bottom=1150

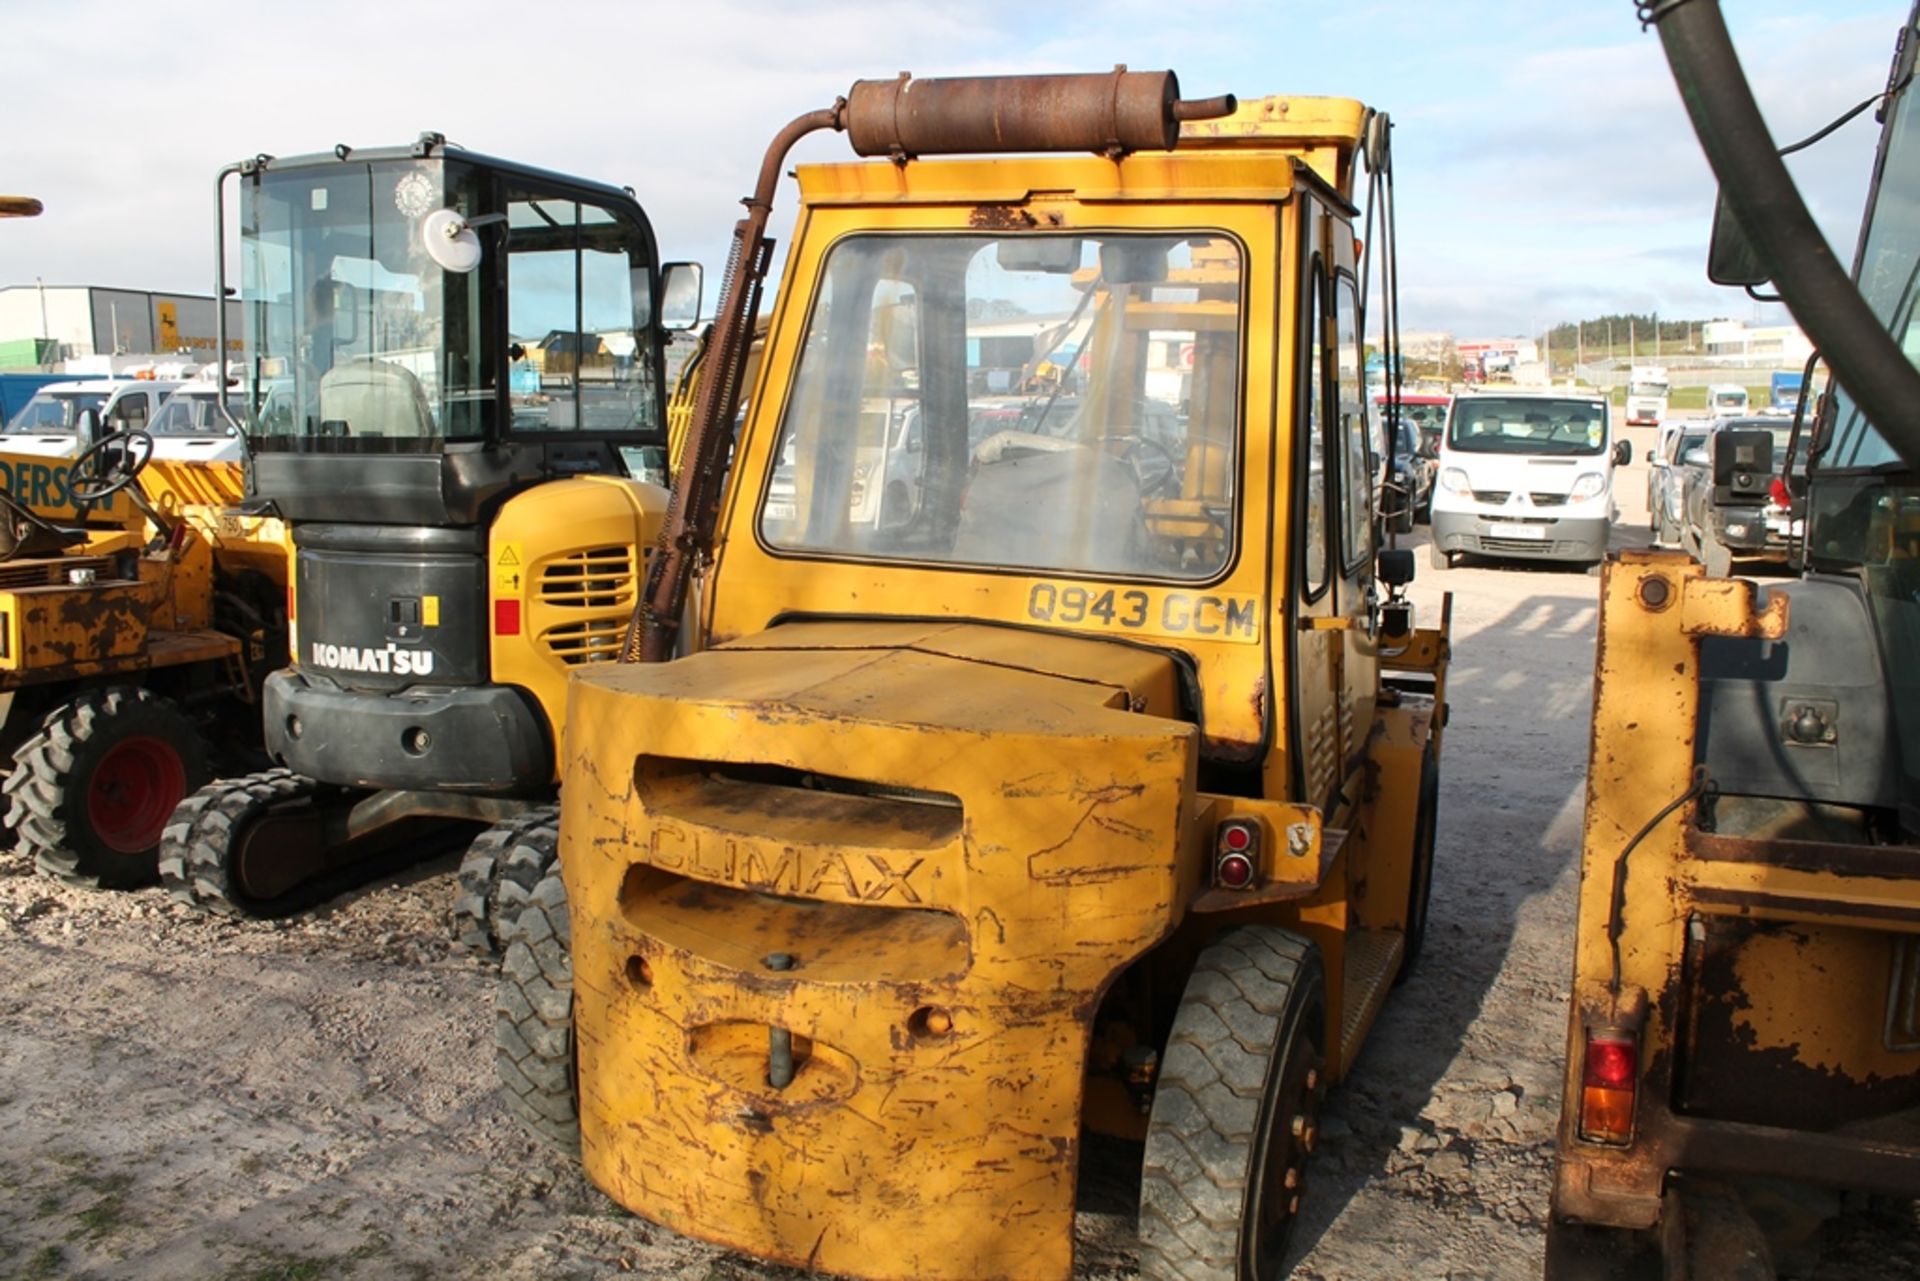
left=1138, top=926, right=1326, bottom=1281
left=1397, top=746, right=1440, bottom=981
left=452, top=806, right=559, bottom=957
left=495, top=866, right=579, bottom=1156
left=5, top=687, right=210, bottom=889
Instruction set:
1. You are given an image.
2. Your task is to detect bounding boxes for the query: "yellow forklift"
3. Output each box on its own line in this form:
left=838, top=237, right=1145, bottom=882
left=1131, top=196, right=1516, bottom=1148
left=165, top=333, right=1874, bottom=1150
left=158, top=135, right=703, bottom=924
left=0, top=437, right=287, bottom=887
left=493, top=72, right=1450, bottom=1281
left=1546, top=5, right=1920, bottom=1276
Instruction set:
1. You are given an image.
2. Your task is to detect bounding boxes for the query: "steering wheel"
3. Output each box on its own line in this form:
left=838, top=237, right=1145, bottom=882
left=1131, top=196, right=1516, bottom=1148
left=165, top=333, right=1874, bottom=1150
left=1091, top=430, right=1183, bottom=500
left=69, top=429, right=155, bottom=504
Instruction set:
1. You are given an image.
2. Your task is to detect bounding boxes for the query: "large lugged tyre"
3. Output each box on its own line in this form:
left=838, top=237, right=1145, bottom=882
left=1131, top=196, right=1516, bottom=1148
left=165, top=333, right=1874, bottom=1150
left=157, top=769, right=316, bottom=917
left=6, top=686, right=210, bottom=889
left=452, top=806, right=559, bottom=958
left=495, top=867, right=579, bottom=1156
left=1139, top=926, right=1327, bottom=1281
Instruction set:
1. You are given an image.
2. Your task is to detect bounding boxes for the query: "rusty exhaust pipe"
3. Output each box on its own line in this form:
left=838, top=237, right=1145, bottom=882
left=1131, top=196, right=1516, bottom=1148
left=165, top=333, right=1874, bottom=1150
left=846, top=68, right=1235, bottom=160
left=629, top=70, right=1236, bottom=664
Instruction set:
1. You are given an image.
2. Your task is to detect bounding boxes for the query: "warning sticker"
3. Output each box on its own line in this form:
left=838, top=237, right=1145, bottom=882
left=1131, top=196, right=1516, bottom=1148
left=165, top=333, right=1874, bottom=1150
left=494, top=542, right=525, bottom=595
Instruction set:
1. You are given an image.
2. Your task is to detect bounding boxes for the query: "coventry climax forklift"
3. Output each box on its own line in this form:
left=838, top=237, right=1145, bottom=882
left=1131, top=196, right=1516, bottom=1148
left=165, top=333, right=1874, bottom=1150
left=1546, top=4, right=1920, bottom=1277
left=159, top=135, right=701, bottom=923
left=492, top=72, right=1450, bottom=1281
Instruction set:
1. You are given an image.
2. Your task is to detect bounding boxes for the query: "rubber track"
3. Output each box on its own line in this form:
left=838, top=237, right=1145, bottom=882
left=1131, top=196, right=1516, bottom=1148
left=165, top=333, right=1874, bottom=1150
left=157, top=768, right=316, bottom=917
left=494, top=868, right=579, bottom=1155
left=451, top=806, right=559, bottom=957
left=5, top=686, right=204, bottom=889
left=1138, top=926, right=1318, bottom=1281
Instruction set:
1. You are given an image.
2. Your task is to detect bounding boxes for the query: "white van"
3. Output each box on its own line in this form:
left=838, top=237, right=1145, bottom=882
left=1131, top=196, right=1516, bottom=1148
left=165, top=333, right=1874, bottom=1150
left=0, top=378, right=183, bottom=458
left=148, top=381, right=249, bottom=463
left=1428, top=389, right=1629, bottom=569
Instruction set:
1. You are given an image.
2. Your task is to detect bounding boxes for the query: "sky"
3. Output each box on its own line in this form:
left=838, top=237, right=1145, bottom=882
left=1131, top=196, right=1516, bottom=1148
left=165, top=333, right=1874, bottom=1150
left=0, top=0, right=1909, bottom=340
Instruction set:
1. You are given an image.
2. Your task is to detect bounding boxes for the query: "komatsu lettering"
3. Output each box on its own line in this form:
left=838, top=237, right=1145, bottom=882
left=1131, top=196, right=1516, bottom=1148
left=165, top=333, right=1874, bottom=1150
left=308, top=641, right=435, bottom=676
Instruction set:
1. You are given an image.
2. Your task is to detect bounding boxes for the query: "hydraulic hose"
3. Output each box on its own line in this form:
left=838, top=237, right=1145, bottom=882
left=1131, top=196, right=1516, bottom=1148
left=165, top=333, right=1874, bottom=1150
left=1646, top=1, right=1920, bottom=470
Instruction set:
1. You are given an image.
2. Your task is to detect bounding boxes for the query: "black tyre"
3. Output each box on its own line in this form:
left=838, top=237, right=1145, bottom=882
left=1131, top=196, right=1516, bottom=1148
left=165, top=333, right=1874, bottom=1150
left=1397, top=746, right=1440, bottom=982
left=495, top=867, right=579, bottom=1156
left=5, top=686, right=210, bottom=889
left=1138, top=926, right=1327, bottom=1281
left=1428, top=540, right=1452, bottom=571
left=452, top=806, right=559, bottom=957
left=157, top=768, right=316, bottom=917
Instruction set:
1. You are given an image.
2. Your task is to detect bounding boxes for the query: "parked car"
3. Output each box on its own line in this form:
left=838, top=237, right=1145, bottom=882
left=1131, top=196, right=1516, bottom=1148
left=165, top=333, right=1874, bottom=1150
left=1379, top=415, right=1434, bottom=532
left=1677, top=415, right=1802, bottom=575
left=0, top=377, right=182, bottom=458
left=148, top=380, right=249, bottom=462
left=1645, top=421, right=1714, bottom=546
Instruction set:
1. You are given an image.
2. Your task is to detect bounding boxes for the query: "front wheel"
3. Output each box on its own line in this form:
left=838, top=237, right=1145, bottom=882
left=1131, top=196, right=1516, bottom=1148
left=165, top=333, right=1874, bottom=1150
left=495, top=867, right=580, bottom=1156
left=453, top=807, right=559, bottom=958
left=1138, top=926, right=1327, bottom=1281
left=1428, top=540, right=1452, bottom=571
left=6, top=687, right=210, bottom=889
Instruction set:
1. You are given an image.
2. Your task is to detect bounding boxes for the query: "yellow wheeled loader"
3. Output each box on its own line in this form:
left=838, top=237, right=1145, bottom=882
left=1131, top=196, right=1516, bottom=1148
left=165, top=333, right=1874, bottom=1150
left=0, top=434, right=288, bottom=887
left=1545, top=5, right=1920, bottom=1277
left=494, top=71, right=1451, bottom=1281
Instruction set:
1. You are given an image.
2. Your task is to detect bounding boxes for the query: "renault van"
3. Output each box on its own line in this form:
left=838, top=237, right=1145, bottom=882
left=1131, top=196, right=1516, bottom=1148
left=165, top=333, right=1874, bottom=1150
left=1428, top=389, right=1629, bottom=568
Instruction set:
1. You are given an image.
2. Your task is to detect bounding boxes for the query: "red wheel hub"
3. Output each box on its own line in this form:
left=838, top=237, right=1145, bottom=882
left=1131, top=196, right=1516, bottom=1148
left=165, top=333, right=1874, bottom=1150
left=88, top=735, right=186, bottom=854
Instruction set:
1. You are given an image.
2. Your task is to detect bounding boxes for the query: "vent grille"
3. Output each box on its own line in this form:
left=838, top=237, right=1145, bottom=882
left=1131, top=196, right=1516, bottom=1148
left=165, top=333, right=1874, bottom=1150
left=541, top=617, right=626, bottom=666
left=539, top=546, right=634, bottom=609
left=1529, top=492, right=1569, bottom=508
left=1471, top=490, right=1511, bottom=505
left=0, top=555, right=112, bottom=590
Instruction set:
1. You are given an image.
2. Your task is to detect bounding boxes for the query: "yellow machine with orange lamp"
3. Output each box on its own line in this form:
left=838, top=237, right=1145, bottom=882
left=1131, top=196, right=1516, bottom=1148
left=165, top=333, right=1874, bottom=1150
left=0, top=431, right=288, bottom=888
left=492, top=72, right=1450, bottom=1281
left=1545, top=5, right=1920, bottom=1277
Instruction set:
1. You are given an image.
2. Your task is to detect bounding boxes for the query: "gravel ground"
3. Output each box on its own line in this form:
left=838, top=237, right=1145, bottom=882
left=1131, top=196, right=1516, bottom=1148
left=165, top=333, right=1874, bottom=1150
left=0, top=449, right=1915, bottom=1281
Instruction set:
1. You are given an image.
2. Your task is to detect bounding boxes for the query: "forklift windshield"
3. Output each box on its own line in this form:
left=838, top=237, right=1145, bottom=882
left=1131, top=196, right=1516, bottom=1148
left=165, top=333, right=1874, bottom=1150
left=243, top=157, right=661, bottom=450
left=759, top=232, right=1243, bottom=580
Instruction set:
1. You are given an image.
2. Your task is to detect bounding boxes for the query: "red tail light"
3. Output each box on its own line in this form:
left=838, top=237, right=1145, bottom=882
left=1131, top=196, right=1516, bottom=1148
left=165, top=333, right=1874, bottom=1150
left=1578, top=1029, right=1638, bottom=1144
left=494, top=598, right=522, bottom=636
left=286, top=585, right=295, bottom=622
left=1768, top=476, right=1792, bottom=507
left=1214, top=819, right=1261, bottom=890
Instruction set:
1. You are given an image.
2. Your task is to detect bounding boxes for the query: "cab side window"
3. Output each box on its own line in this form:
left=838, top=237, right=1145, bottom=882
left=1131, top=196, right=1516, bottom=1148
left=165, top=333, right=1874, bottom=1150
left=1301, top=262, right=1329, bottom=597
left=111, top=395, right=149, bottom=432
left=1334, top=275, right=1372, bottom=570
left=506, top=192, right=659, bottom=435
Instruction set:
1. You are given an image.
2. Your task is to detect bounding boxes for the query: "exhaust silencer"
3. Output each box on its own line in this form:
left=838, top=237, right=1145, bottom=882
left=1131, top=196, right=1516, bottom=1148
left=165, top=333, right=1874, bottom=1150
left=844, top=69, right=1235, bottom=159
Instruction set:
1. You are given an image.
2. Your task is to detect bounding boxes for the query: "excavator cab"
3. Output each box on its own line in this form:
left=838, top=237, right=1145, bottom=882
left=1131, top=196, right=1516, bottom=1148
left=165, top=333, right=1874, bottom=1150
left=162, top=136, right=700, bottom=919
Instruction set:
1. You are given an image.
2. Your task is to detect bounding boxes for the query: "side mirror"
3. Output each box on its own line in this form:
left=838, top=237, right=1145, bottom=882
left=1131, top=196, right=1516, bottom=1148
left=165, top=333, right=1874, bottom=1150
left=660, top=262, right=703, bottom=332
left=1646, top=450, right=1659, bottom=465
left=75, top=407, right=101, bottom=441
left=1611, top=440, right=1631, bottom=467
left=1707, top=190, right=1771, bottom=288
left=1377, top=547, right=1415, bottom=588
left=1682, top=446, right=1709, bottom=467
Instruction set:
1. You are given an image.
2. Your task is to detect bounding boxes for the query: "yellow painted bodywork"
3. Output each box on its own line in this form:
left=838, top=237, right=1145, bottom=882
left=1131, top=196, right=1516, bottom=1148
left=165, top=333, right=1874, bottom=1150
left=488, top=475, right=666, bottom=778
left=1554, top=553, right=1920, bottom=1230
left=564, top=91, right=1447, bottom=1281
left=0, top=450, right=289, bottom=695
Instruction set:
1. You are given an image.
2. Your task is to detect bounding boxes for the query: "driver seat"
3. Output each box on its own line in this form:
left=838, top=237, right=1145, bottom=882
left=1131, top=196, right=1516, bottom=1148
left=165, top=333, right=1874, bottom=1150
left=318, top=359, right=434, bottom=438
